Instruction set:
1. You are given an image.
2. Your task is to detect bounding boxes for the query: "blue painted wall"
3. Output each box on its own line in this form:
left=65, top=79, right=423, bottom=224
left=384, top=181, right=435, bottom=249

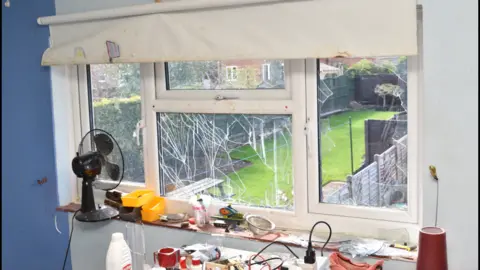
left=1, top=0, right=70, bottom=269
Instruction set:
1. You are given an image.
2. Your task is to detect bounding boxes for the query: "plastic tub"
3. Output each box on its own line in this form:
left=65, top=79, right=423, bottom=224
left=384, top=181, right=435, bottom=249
left=141, top=196, right=165, bottom=222
left=121, top=189, right=155, bottom=208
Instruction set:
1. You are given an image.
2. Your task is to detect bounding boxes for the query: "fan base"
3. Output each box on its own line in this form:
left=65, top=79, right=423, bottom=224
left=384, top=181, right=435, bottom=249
left=75, top=205, right=119, bottom=222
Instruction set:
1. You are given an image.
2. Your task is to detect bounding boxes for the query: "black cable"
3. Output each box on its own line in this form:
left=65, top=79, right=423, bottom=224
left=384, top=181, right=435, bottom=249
left=62, top=210, right=80, bottom=270
left=251, top=241, right=299, bottom=261
left=248, top=257, right=284, bottom=270
left=250, top=257, right=284, bottom=266
left=305, top=221, right=332, bottom=261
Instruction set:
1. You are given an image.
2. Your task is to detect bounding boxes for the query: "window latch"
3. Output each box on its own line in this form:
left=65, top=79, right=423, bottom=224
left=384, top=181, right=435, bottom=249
left=214, top=95, right=239, bottom=101
left=133, top=119, right=145, bottom=146
left=304, top=117, right=312, bottom=157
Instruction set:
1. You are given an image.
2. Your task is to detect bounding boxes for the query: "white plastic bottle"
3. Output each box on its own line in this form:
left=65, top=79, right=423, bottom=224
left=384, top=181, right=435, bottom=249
left=106, top=232, right=132, bottom=270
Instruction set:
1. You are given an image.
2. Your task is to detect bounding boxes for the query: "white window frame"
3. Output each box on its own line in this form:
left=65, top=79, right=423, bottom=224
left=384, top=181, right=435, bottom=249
left=155, top=61, right=292, bottom=101
left=148, top=59, right=306, bottom=222
left=71, top=15, right=423, bottom=236
left=76, top=64, right=152, bottom=194
left=146, top=57, right=422, bottom=237
left=306, top=55, right=419, bottom=224
left=73, top=58, right=422, bottom=237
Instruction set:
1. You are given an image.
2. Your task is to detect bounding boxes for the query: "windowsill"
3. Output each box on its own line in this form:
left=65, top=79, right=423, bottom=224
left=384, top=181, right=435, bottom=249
left=57, top=203, right=417, bottom=264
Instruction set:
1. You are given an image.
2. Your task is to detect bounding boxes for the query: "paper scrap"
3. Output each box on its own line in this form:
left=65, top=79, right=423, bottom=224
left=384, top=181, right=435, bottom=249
left=106, top=41, right=120, bottom=61
left=74, top=47, right=86, bottom=60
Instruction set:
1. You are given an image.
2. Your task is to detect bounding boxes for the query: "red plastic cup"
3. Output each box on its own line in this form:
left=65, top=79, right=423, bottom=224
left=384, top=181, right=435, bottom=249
left=417, top=227, right=448, bottom=270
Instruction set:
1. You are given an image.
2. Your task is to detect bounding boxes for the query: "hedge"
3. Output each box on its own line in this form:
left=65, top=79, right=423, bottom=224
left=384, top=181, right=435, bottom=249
left=93, top=96, right=144, bottom=182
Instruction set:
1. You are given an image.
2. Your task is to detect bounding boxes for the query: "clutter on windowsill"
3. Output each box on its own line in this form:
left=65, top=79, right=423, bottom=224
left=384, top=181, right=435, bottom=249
left=59, top=190, right=417, bottom=262
left=56, top=201, right=417, bottom=263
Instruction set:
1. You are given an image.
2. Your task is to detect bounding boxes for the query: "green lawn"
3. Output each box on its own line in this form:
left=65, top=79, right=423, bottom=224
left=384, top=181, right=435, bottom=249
left=209, top=132, right=293, bottom=205
left=320, top=110, right=397, bottom=186
left=209, top=110, right=397, bottom=205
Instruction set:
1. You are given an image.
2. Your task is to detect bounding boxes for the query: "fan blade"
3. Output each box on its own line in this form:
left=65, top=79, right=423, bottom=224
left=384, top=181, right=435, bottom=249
left=93, top=133, right=114, bottom=156
left=105, top=161, right=121, bottom=181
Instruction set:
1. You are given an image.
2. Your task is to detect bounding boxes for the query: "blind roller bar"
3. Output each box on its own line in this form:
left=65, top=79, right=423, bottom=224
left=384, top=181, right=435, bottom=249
left=37, top=0, right=307, bottom=26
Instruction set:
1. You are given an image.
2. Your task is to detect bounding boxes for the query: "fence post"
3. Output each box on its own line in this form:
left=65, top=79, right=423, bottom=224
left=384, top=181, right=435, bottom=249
left=367, top=166, right=372, bottom=206
left=346, top=175, right=353, bottom=202
left=393, top=140, right=399, bottom=183
left=364, top=119, right=370, bottom=164
left=374, top=154, right=381, bottom=206
left=349, top=117, right=354, bottom=174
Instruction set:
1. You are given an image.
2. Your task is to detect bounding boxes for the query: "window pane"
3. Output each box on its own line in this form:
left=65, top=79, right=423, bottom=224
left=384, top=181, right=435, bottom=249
left=157, top=113, right=293, bottom=210
left=166, top=60, right=285, bottom=90
left=317, top=57, right=408, bottom=210
left=89, top=64, right=145, bottom=183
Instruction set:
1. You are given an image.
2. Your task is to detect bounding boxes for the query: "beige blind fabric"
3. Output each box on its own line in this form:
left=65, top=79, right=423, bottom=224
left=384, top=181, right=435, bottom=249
left=38, top=0, right=418, bottom=66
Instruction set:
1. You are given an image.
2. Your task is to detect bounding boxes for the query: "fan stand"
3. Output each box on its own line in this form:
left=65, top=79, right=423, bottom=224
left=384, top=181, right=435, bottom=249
left=76, top=176, right=119, bottom=222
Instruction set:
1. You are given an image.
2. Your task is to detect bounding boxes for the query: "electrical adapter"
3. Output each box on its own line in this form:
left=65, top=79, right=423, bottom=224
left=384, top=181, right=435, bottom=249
left=284, top=257, right=329, bottom=270
left=296, top=257, right=330, bottom=270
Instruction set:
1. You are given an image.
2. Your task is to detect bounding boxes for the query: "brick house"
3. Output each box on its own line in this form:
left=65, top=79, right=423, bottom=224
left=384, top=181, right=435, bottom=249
left=221, top=59, right=275, bottom=84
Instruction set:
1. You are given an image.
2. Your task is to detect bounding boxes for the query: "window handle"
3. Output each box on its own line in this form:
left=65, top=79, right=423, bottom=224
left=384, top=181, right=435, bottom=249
left=214, top=95, right=239, bottom=101
left=134, top=119, right=145, bottom=146
left=304, top=118, right=312, bottom=157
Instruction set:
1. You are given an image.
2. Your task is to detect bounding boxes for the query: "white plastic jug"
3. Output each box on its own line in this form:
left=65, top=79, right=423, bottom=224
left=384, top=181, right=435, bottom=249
left=106, top=232, right=132, bottom=270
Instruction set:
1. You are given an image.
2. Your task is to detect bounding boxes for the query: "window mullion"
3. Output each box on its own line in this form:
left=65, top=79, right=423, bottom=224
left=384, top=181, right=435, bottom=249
left=77, top=64, right=91, bottom=137
left=141, top=63, right=161, bottom=195
left=76, top=64, right=90, bottom=199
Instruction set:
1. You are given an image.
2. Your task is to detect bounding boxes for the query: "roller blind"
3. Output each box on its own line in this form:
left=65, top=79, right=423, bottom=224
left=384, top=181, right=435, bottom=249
left=38, top=0, right=418, bottom=66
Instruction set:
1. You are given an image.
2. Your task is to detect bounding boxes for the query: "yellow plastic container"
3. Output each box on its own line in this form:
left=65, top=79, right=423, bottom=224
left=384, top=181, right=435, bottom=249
left=141, top=196, right=165, bottom=222
left=121, top=189, right=155, bottom=208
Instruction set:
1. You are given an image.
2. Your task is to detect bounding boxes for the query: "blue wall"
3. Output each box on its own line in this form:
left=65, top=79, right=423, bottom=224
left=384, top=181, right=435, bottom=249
left=2, top=0, right=70, bottom=269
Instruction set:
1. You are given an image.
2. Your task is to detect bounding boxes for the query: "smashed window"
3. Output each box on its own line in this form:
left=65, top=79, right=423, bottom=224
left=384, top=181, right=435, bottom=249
left=157, top=113, right=294, bottom=210
left=317, top=57, right=408, bottom=210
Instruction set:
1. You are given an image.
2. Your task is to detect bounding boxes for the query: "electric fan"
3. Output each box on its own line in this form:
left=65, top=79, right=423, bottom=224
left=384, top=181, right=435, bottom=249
left=71, top=129, right=125, bottom=222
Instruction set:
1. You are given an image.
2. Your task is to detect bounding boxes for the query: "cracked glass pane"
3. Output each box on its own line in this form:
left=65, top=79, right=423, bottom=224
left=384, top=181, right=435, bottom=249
left=88, top=64, right=145, bottom=183
left=317, top=57, right=408, bottom=210
left=157, top=113, right=293, bottom=210
left=166, top=60, right=285, bottom=90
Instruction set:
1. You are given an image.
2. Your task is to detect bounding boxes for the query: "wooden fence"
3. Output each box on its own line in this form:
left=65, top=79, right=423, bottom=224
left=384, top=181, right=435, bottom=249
left=325, top=135, right=408, bottom=207
left=319, top=75, right=355, bottom=116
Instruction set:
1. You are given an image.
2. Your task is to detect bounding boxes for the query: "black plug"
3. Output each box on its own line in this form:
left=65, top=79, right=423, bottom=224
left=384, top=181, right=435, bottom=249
left=305, top=221, right=332, bottom=262
left=303, top=243, right=316, bottom=264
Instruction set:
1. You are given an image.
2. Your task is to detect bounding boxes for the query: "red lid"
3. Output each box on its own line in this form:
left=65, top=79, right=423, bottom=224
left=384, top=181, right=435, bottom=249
left=188, top=217, right=196, bottom=225
left=192, top=258, right=201, bottom=266
left=180, top=257, right=187, bottom=269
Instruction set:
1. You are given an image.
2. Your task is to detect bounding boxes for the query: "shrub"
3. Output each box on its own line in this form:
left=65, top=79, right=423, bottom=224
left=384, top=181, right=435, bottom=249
left=93, top=95, right=144, bottom=182
left=345, top=59, right=396, bottom=78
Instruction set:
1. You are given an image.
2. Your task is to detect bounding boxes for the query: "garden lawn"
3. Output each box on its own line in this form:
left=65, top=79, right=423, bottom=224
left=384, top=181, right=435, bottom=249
left=209, top=133, right=293, bottom=205
left=210, top=110, right=397, bottom=204
left=320, top=110, right=397, bottom=186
